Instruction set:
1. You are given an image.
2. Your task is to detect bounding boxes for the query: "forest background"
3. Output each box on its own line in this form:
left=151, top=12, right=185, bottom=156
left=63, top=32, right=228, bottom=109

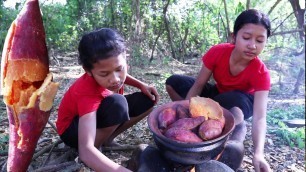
left=0, top=0, right=305, bottom=171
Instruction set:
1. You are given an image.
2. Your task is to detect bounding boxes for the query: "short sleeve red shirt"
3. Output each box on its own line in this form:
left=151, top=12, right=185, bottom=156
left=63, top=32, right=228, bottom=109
left=56, top=73, right=113, bottom=135
left=202, top=43, right=270, bottom=94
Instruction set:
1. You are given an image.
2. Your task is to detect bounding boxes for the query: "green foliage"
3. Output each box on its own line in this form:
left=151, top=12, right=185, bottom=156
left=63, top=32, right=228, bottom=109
left=274, top=123, right=305, bottom=149
left=267, top=105, right=305, bottom=149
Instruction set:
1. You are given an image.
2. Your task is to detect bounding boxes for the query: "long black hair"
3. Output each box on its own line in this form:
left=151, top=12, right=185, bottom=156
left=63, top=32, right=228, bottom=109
left=78, top=28, right=126, bottom=70
left=233, top=9, right=271, bottom=38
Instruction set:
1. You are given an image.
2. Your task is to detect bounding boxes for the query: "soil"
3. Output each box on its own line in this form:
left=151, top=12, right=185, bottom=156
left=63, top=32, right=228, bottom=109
left=0, top=52, right=305, bottom=172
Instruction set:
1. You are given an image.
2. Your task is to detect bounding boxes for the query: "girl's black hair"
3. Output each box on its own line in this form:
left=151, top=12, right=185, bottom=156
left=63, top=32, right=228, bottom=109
left=78, top=28, right=126, bottom=70
left=233, top=9, right=271, bottom=38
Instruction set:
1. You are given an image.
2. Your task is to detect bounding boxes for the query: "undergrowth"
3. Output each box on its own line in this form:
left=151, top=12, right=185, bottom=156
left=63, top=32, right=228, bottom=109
left=267, top=105, right=305, bottom=149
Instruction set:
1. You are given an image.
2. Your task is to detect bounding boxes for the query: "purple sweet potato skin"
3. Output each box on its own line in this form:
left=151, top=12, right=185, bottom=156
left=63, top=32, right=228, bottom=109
left=168, top=116, right=205, bottom=130
left=165, top=127, right=203, bottom=143
left=198, top=120, right=223, bottom=140
left=175, top=104, right=190, bottom=119
left=158, top=107, right=177, bottom=129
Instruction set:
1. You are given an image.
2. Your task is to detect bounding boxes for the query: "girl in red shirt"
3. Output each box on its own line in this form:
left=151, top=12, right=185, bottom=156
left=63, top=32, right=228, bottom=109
left=166, top=9, right=271, bottom=172
left=56, top=28, right=159, bottom=171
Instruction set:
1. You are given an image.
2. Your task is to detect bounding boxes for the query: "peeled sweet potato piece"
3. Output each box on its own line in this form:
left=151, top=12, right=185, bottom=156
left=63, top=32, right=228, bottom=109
left=175, top=104, right=190, bottom=119
left=1, top=0, right=59, bottom=171
left=198, top=119, right=224, bottom=140
left=165, top=127, right=203, bottom=143
left=189, top=97, right=223, bottom=120
left=158, top=107, right=177, bottom=129
left=167, top=116, right=205, bottom=130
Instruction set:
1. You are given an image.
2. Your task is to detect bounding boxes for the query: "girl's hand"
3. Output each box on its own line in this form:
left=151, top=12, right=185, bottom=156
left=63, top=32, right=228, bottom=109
left=140, top=84, right=159, bottom=104
left=253, top=153, right=271, bottom=172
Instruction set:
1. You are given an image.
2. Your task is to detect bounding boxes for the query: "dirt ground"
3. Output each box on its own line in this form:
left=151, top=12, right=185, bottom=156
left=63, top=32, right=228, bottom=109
left=0, top=52, right=305, bottom=172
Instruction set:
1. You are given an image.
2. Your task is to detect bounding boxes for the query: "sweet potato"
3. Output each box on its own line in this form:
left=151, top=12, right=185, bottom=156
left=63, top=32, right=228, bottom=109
left=1, top=0, right=59, bottom=171
left=198, top=119, right=223, bottom=140
left=164, top=127, right=203, bottom=143
left=167, top=116, right=205, bottom=130
left=189, top=97, right=223, bottom=120
left=175, top=104, right=190, bottom=119
left=158, top=107, right=177, bottom=129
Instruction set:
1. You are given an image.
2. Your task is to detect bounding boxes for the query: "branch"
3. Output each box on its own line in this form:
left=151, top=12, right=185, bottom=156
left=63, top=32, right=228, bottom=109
left=268, top=0, right=282, bottom=15
left=47, top=119, right=57, bottom=133
left=272, top=12, right=294, bottom=33
left=32, top=139, right=63, bottom=160
left=33, top=161, right=81, bottom=172
left=272, top=29, right=304, bottom=36
left=102, top=145, right=138, bottom=152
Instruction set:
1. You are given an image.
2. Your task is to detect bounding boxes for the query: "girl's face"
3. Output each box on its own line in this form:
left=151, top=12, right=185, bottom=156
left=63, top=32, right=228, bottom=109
left=234, top=23, right=268, bottom=61
left=86, top=53, right=127, bottom=92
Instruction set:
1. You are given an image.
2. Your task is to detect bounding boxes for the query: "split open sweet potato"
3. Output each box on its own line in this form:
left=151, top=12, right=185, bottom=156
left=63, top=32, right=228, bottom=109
left=189, top=97, right=223, bottom=120
left=1, top=0, right=59, bottom=171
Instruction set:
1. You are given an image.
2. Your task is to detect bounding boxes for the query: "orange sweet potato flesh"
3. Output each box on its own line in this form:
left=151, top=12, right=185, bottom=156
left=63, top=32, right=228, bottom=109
left=189, top=97, right=223, bottom=120
left=165, top=127, right=203, bottom=143
left=158, top=107, right=177, bottom=129
left=1, top=0, right=59, bottom=171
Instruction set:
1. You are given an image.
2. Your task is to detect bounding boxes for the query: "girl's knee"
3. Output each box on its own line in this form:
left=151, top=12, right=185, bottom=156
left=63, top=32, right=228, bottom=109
left=229, top=107, right=244, bottom=125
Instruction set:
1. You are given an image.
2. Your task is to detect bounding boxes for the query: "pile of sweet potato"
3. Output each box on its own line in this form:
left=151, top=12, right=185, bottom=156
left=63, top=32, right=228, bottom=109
left=158, top=97, right=225, bottom=143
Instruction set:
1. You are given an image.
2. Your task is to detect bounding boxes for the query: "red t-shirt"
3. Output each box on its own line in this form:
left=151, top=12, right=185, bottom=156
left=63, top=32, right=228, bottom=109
left=202, top=43, right=270, bottom=94
left=56, top=73, right=113, bottom=135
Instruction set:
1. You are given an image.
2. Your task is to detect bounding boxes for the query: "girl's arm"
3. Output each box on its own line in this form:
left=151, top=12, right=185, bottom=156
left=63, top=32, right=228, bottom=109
left=124, top=73, right=159, bottom=104
left=252, top=90, right=271, bottom=172
left=186, top=64, right=212, bottom=100
left=78, top=112, right=132, bottom=172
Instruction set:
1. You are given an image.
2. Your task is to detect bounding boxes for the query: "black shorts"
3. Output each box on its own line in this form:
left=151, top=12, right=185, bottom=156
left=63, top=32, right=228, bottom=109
left=60, top=92, right=154, bottom=149
left=166, top=74, right=254, bottom=119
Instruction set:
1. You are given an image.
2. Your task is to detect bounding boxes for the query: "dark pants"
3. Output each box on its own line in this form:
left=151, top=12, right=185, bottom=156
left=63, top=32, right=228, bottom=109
left=166, top=74, right=254, bottom=119
left=60, top=92, right=154, bottom=149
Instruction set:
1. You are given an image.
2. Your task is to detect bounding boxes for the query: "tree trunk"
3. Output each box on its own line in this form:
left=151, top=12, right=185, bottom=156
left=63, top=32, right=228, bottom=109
left=149, top=27, right=164, bottom=63
left=133, top=0, right=141, bottom=43
left=222, top=0, right=231, bottom=43
left=293, top=66, right=305, bottom=94
left=246, top=0, right=250, bottom=9
left=288, top=0, right=305, bottom=42
left=163, top=0, right=176, bottom=60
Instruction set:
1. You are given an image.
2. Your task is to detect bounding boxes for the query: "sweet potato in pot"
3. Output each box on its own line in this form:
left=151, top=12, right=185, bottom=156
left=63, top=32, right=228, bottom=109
left=1, top=0, right=59, bottom=171
left=198, top=119, right=224, bottom=140
left=165, top=127, right=203, bottom=143
left=175, top=104, right=190, bottom=119
left=158, top=107, right=177, bottom=129
left=167, top=116, right=205, bottom=130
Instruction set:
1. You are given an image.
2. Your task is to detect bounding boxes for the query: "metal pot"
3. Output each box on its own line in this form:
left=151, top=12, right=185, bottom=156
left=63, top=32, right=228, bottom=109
left=147, top=100, right=235, bottom=165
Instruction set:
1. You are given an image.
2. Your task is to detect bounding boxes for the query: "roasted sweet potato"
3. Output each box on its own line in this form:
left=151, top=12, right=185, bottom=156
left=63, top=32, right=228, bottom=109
left=165, top=127, right=203, bottom=143
left=158, top=107, right=177, bottom=129
left=175, top=104, right=190, bottom=119
left=198, top=119, right=224, bottom=140
left=189, top=97, right=223, bottom=120
left=1, top=0, right=59, bottom=171
left=168, top=116, right=205, bottom=130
